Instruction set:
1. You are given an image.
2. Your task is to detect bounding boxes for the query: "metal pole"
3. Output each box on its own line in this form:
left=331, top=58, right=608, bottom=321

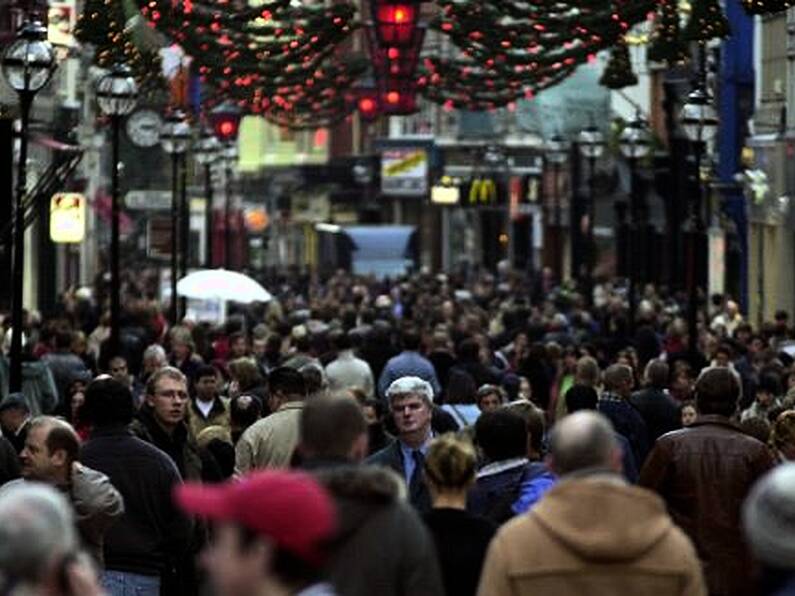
left=225, top=154, right=232, bottom=270
left=170, top=153, right=179, bottom=326
left=110, top=115, right=121, bottom=356
left=9, top=93, right=32, bottom=392
left=179, top=152, right=188, bottom=317
left=553, top=161, right=562, bottom=280
left=758, top=222, right=764, bottom=329
left=586, top=155, right=596, bottom=305
left=627, top=157, right=637, bottom=337
left=688, top=142, right=703, bottom=356
left=204, top=163, right=213, bottom=267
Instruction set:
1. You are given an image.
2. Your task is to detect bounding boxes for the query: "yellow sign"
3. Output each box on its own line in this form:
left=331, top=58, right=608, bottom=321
left=50, top=193, right=85, bottom=243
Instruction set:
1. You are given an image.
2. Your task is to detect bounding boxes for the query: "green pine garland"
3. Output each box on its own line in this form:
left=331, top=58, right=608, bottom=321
left=75, top=0, right=167, bottom=98
left=648, top=0, right=690, bottom=65
left=683, top=0, right=730, bottom=41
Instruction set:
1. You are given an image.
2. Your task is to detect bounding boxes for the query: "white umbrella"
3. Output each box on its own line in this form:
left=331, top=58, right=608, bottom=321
left=176, top=269, right=272, bottom=304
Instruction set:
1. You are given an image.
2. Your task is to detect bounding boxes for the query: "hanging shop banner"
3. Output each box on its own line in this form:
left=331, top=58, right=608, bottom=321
left=708, top=227, right=726, bottom=297
left=48, top=1, right=77, bottom=48
left=381, top=148, right=428, bottom=197
left=50, top=193, right=85, bottom=243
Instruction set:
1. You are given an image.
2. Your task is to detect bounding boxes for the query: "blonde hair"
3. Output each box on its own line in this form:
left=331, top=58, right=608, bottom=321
left=423, top=434, right=477, bottom=490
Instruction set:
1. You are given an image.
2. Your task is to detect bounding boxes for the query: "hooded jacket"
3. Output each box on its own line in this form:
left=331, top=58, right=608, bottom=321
left=312, top=464, right=444, bottom=596
left=477, top=476, right=705, bottom=596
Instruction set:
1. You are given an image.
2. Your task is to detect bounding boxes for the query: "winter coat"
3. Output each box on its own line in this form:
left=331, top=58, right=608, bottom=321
left=81, top=426, right=193, bottom=577
left=130, top=407, right=204, bottom=482
left=185, top=396, right=230, bottom=441
left=477, top=476, right=706, bottom=596
left=312, top=464, right=444, bottom=596
left=630, top=386, right=682, bottom=442
left=468, top=460, right=551, bottom=524
left=234, top=401, right=304, bottom=473
left=640, top=415, right=774, bottom=596
left=2, top=463, right=125, bottom=566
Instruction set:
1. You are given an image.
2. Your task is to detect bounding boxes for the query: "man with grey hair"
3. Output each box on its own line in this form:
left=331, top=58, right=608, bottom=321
left=478, top=411, right=705, bottom=596
left=630, top=359, right=680, bottom=442
left=598, top=363, right=650, bottom=467
left=139, top=344, right=168, bottom=386
left=367, top=376, right=435, bottom=512
left=743, top=463, right=795, bottom=594
left=0, top=482, right=105, bottom=595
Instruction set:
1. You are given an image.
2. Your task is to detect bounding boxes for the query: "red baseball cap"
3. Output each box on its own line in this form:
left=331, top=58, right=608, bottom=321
left=174, top=470, right=336, bottom=566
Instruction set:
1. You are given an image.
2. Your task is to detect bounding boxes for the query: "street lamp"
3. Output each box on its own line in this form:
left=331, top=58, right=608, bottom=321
left=577, top=124, right=605, bottom=304
left=680, top=85, right=718, bottom=355
left=194, top=127, right=220, bottom=268
left=546, top=134, right=569, bottom=281
left=222, top=143, right=239, bottom=270
left=2, top=22, right=55, bottom=391
left=160, top=110, right=190, bottom=326
left=96, top=64, right=137, bottom=356
left=618, top=115, right=652, bottom=335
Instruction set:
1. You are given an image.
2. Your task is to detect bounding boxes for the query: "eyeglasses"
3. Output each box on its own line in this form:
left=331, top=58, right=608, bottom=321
left=155, top=389, right=189, bottom=401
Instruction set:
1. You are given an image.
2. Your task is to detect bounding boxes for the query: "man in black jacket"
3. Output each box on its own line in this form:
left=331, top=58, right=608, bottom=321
left=80, top=377, right=193, bottom=596
left=630, top=359, right=681, bottom=443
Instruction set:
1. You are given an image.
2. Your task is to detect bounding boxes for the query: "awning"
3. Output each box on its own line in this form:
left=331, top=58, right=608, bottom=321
left=344, top=225, right=415, bottom=279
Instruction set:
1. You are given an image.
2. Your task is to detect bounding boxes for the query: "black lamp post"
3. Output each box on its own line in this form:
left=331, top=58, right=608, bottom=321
left=680, top=74, right=718, bottom=354
left=160, top=110, right=190, bottom=326
left=222, top=143, right=239, bottom=270
left=194, top=128, right=220, bottom=268
left=2, top=22, right=55, bottom=391
left=96, top=64, right=137, bottom=356
left=577, top=124, right=605, bottom=304
left=618, top=114, right=652, bottom=336
left=546, top=134, right=569, bottom=281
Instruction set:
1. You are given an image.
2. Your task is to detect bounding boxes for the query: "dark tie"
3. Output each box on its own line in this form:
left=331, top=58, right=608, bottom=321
left=409, top=450, right=424, bottom=497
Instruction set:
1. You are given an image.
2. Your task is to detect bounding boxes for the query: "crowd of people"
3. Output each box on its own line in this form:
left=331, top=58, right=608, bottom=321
left=0, top=267, right=794, bottom=596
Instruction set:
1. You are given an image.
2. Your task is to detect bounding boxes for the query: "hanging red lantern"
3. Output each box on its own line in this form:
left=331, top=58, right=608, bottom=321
left=210, top=101, right=243, bottom=142
left=367, top=26, right=425, bottom=79
left=370, top=0, right=421, bottom=47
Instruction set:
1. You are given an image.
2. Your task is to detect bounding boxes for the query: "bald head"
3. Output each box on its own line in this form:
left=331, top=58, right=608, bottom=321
left=547, top=411, right=621, bottom=477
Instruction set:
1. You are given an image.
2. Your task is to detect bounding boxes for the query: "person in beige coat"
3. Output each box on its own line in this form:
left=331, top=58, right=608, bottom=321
left=477, top=411, right=705, bottom=596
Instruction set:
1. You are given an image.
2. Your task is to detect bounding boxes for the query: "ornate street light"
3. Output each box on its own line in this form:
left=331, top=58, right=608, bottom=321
left=194, top=127, right=221, bottom=268
left=680, top=83, right=718, bottom=355
left=2, top=22, right=55, bottom=391
left=160, top=110, right=191, bottom=325
left=576, top=124, right=605, bottom=305
left=619, top=115, right=652, bottom=334
left=680, top=87, right=719, bottom=146
left=96, top=64, right=138, bottom=355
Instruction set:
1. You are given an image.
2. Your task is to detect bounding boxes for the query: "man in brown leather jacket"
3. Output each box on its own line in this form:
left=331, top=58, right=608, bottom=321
left=640, top=367, right=773, bottom=596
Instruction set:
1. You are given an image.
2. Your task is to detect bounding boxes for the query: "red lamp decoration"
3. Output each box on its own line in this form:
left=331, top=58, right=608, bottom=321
left=355, top=87, right=381, bottom=121
left=210, top=101, right=243, bottom=142
left=379, top=78, right=419, bottom=115
left=368, top=26, right=425, bottom=78
left=371, top=0, right=421, bottom=47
